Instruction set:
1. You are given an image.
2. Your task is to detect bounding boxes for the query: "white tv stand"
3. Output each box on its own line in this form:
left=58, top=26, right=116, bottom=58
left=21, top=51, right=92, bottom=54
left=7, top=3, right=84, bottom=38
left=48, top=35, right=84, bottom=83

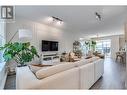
left=41, top=53, right=60, bottom=65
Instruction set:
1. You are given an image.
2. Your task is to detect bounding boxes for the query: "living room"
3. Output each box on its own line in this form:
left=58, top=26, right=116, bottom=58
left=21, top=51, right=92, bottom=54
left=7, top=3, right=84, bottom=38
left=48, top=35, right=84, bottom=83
left=0, top=5, right=127, bottom=90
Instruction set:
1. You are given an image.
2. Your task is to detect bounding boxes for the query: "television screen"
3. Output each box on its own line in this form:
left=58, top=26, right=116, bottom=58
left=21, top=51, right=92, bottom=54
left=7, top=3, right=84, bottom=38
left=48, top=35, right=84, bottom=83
left=50, top=41, right=58, bottom=51
left=42, top=40, right=58, bottom=51
left=42, top=40, right=50, bottom=51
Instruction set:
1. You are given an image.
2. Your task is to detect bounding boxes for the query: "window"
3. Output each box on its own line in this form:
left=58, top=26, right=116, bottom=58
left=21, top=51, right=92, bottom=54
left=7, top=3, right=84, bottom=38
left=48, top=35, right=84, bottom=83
left=96, top=39, right=111, bottom=57
left=0, top=22, right=5, bottom=63
left=0, top=36, right=4, bottom=63
left=80, top=41, right=87, bottom=55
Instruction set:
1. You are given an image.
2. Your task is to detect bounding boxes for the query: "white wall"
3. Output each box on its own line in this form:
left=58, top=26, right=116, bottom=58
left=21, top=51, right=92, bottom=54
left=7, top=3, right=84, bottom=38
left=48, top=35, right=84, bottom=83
left=124, top=23, right=127, bottom=88
left=119, top=35, right=125, bottom=50
left=111, top=35, right=120, bottom=59
left=6, top=17, right=74, bottom=64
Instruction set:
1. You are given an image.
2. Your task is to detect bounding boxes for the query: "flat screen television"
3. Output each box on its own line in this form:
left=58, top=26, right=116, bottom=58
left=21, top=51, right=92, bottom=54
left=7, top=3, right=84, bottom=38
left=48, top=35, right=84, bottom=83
left=42, top=40, right=58, bottom=51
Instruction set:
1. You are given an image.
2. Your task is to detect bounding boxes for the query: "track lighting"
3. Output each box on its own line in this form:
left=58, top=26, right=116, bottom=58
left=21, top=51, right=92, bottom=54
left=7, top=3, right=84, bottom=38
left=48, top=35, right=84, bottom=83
left=51, top=16, right=63, bottom=25
left=95, top=12, right=102, bottom=21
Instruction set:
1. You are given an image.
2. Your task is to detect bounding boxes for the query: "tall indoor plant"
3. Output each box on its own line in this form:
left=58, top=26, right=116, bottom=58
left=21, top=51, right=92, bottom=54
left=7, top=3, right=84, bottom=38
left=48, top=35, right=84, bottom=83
left=0, top=42, right=39, bottom=67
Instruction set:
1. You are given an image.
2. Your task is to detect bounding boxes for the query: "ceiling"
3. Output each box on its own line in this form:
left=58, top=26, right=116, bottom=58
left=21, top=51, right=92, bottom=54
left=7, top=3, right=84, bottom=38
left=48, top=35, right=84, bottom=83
left=15, top=6, right=127, bottom=37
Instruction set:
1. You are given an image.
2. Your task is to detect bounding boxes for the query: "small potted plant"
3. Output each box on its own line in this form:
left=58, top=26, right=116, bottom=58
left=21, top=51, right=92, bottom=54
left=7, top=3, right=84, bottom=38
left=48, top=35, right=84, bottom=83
left=0, top=42, right=39, bottom=67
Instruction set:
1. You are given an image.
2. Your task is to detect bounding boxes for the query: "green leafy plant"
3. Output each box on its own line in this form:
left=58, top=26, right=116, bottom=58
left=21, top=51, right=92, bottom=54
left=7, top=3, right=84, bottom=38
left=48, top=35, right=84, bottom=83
left=0, top=42, right=39, bottom=66
left=91, top=41, right=96, bottom=51
left=85, top=40, right=96, bottom=53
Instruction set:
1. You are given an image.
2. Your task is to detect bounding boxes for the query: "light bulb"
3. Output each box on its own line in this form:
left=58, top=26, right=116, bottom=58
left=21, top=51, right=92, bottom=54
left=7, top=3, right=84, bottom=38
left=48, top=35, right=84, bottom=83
left=47, top=17, right=53, bottom=22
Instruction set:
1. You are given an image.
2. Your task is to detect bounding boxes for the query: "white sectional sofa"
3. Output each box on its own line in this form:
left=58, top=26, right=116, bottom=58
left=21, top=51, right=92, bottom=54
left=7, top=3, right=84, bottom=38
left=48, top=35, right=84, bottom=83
left=16, top=57, right=104, bottom=89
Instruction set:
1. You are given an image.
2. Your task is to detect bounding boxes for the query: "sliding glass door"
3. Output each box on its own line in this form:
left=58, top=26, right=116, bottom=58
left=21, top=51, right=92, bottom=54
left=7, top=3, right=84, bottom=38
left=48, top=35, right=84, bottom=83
left=96, top=39, right=111, bottom=57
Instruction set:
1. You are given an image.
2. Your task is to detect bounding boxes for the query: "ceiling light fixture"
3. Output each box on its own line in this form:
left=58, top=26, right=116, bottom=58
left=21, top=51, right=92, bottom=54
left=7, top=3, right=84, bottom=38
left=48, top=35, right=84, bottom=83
left=52, top=16, right=63, bottom=25
left=95, top=12, right=102, bottom=21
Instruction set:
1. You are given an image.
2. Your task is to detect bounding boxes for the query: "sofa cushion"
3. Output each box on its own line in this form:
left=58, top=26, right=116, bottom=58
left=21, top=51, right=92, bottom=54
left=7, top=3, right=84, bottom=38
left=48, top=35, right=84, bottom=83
left=85, top=56, right=99, bottom=63
left=74, top=56, right=100, bottom=66
left=29, top=65, right=43, bottom=74
left=35, top=63, right=76, bottom=79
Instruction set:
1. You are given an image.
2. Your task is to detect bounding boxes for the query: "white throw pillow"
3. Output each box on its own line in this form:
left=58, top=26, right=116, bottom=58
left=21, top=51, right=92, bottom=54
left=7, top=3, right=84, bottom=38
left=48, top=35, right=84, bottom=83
left=35, top=63, right=76, bottom=79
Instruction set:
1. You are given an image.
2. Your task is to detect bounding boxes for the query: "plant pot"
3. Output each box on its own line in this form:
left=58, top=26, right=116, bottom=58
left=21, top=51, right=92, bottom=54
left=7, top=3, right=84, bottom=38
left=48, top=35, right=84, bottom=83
left=17, top=63, right=27, bottom=67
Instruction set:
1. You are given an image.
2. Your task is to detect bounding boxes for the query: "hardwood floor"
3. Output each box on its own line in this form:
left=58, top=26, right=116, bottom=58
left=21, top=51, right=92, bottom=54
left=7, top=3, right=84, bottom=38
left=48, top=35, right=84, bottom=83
left=91, top=57, right=126, bottom=89
left=4, top=75, right=16, bottom=89
left=4, top=57, right=126, bottom=89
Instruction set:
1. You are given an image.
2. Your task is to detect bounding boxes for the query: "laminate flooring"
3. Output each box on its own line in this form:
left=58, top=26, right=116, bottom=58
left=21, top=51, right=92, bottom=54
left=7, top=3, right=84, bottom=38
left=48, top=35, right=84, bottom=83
left=91, top=57, right=126, bottom=89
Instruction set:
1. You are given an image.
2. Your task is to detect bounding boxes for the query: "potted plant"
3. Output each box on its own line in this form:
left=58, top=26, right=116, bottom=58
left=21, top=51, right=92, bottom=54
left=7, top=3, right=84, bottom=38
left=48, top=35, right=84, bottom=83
left=91, top=40, right=96, bottom=52
left=0, top=42, right=39, bottom=67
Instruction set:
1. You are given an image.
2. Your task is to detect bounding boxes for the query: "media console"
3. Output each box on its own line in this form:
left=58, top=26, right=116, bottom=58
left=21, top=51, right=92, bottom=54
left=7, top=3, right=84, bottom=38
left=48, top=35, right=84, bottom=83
left=41, top=54, right=60, bottom=65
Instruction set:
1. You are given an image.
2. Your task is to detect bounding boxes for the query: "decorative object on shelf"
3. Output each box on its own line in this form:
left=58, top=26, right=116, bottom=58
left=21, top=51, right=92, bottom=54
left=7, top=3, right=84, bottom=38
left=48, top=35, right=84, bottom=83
left=62, top=51, right=67, bottom=55
left=0, top=42, right=39, bottom=67
left=73, top=41, right=82, bottom=58
left=60, top=52, right=67, bottom=62
left=74, top=50, right=82, bottom=58
left=60, top=52, right=80, bottom=62
left=69, top=52, right=80, bottom=62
